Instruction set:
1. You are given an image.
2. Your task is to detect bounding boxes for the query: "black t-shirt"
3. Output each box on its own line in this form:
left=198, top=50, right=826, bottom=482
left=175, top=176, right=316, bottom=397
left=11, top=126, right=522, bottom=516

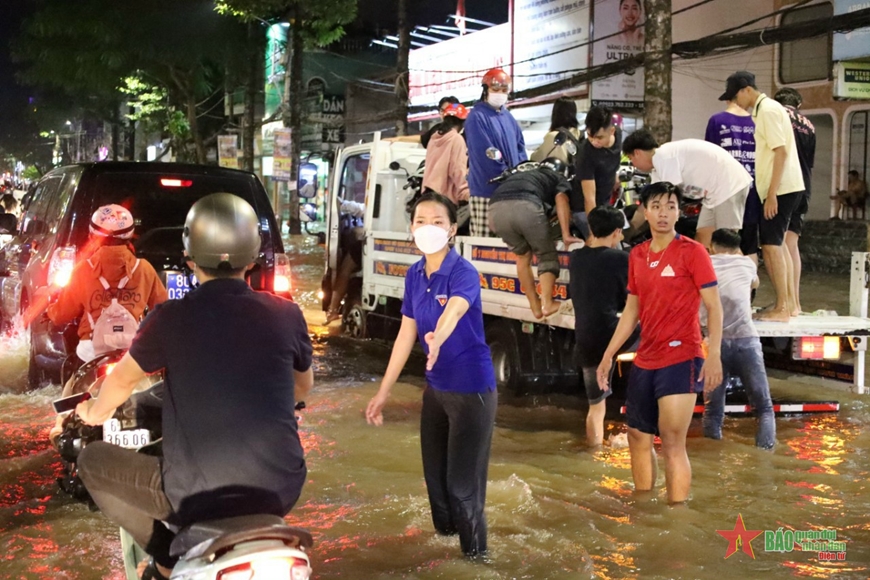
left=490, top=167, right=572, bottom=210
left=129, top=278, right=312, bottom=525
left=569, top=245, right=638, bottom=366
left=573, top=127, right=623, bottom=211
left=786, top=107, right=816, bottom=199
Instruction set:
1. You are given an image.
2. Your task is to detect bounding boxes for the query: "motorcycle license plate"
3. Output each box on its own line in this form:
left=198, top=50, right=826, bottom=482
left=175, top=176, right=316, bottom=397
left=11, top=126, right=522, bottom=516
left=165, top=270, right=197, bottom=300
left=103, top=418, right=151, bottom=449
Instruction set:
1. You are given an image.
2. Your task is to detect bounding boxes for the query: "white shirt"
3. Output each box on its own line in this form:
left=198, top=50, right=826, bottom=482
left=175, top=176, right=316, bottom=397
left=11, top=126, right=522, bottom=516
left=700, top=253, right=758, bottom=340
left=651, top=139, right=753, bottom=207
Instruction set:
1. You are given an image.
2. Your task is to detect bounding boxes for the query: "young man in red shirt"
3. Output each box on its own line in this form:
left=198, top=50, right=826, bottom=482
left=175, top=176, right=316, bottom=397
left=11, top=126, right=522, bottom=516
left=597, top=182, right=723, bottom=504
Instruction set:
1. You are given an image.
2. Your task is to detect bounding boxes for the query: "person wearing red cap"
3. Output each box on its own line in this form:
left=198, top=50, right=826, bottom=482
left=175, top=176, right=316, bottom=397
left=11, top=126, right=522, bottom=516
left=464, top=68, right=528, bottom=237
left=722, top=71, right=805, bottom=321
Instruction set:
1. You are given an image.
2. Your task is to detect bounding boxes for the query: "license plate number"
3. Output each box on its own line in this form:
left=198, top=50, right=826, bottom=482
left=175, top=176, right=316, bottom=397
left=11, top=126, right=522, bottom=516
left=165, top=271, right=197, bottom=300
left=103, top=418, right=151, bottom=449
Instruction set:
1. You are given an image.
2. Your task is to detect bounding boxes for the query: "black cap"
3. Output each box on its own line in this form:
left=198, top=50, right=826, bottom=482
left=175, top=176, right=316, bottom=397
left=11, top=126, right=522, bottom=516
left=719, top=71, right=756, bottom=101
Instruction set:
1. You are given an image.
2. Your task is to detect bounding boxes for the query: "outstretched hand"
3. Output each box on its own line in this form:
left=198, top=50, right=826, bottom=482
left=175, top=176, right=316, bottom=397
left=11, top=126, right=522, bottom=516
left=424, top=332, right=442, bottom=371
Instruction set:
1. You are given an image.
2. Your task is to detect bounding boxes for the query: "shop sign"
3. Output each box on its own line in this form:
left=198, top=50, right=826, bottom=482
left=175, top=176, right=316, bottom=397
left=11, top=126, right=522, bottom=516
left=273, top=128, right=293, bottom=182
left=834, top=62, right=870, bottom=99
left=217, top=135, right=239, bottom=169
left=833, top=0, right=870, bottom=62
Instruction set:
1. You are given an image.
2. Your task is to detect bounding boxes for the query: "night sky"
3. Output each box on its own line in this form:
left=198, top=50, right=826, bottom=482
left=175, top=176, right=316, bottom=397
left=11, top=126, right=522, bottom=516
left=0, top=0, right=509, bottom=126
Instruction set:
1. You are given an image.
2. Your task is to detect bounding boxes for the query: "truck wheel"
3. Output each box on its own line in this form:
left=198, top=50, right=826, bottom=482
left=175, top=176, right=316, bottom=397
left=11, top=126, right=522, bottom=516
left=486, top=322, right=521, bottom=395
left=344, top=303, right=366, bottom=339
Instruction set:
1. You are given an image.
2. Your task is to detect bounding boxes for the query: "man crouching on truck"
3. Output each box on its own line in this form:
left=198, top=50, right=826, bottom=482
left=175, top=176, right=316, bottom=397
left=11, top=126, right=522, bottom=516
left=597, top=182, right=723, bottom=504
left=489, top=158, right=581, bottom=318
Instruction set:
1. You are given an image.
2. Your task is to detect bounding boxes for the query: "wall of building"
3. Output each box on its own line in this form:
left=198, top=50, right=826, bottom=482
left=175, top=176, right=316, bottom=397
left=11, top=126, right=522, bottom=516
left=670, top=0, right=777, bottom=140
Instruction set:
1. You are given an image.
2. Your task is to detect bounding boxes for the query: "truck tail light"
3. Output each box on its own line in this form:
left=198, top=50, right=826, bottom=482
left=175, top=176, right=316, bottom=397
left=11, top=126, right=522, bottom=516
left=793, top=336, right=841, bottom=360
left=48, top=246, right=76, bottom=287
left=274, top=253, right=292, bottom=294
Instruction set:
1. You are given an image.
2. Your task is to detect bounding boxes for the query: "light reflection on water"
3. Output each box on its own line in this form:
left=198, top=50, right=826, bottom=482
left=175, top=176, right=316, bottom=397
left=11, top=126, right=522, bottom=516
left=0, top=238, right=868, bottom=579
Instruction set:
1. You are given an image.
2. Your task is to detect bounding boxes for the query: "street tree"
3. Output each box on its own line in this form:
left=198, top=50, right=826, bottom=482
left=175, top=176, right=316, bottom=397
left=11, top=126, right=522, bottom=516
left=217, top=0, right=357, bottom=234
left=643, top=0, right=672, bottom=141
left=13, top=0, right=249, bottom=164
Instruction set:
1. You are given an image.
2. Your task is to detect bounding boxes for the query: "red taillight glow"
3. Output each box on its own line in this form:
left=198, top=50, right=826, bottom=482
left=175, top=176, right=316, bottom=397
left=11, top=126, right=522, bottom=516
left=216, top=557, right=311, bottom=580
left=98, top=363, right=117, bottom=377
left=274, top=253, right=292, bottom=294
left=48, top=246, right=76, bottom=287
left=160, top=178, right=193, bottom=187
left=794, top=336, right=841, bottom=360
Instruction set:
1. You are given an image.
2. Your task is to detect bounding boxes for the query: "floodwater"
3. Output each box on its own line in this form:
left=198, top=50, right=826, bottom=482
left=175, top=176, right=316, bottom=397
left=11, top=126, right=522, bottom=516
left=0, top=236, right=868, bottom=579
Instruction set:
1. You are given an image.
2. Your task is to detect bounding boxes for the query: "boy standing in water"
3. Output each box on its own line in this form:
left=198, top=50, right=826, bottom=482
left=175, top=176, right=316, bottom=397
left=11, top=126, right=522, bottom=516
left=702, top=228, right=776, bottom=449
left=598, top=182, right=723, bottom=504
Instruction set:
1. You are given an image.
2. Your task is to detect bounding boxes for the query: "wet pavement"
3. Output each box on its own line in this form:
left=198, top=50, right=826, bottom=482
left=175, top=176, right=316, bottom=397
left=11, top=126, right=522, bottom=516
left=0, top=235, right=868, bottom=579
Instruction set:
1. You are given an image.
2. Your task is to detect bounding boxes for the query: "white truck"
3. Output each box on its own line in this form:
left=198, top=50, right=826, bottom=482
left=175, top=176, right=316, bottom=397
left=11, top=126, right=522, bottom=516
left=320, top=134, right=870, bottom=408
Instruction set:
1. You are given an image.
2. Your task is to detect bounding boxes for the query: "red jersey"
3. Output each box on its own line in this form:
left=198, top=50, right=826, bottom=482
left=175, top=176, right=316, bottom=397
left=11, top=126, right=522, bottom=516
left=627, top=234, right=717, bottom=369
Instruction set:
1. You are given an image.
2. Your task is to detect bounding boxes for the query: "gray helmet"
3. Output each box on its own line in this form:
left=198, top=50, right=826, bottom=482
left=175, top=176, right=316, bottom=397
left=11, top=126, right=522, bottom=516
left=183, top=193, right=261, bottom=269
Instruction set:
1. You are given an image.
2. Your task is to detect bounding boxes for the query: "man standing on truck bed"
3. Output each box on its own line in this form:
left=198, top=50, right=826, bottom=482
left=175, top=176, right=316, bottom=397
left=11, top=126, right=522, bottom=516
left=598, top=182, right=723, bottom=505
left=465, top=68, right=527, bottom=237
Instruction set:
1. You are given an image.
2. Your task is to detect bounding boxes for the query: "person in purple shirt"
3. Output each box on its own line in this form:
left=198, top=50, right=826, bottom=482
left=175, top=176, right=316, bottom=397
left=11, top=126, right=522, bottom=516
left=705, top=100, right=759, bottom=261
left=464, top=68, right=527, bottom=237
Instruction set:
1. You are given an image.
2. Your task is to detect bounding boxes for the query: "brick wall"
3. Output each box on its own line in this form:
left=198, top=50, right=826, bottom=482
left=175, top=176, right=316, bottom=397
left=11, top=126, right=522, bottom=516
left=800, top=220, right=870, bottom=273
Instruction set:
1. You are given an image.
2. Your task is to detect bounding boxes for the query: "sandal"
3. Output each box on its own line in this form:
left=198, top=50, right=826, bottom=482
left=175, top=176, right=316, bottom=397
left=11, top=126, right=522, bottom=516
left=325, top=309, right=342, bottom=324
left=141, top=559, right=171, bottom=580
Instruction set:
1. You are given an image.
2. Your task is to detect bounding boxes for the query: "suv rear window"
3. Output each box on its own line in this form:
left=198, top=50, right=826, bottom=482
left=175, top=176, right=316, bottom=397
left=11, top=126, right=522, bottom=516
left=88, top=172, right=261, bottom=234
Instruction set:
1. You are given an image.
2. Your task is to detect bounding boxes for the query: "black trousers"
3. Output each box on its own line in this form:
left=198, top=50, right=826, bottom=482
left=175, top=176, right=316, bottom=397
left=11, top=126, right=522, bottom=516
left=77, top=441, right=178, bottom=568
left=420, top=386, right=497, bottom=556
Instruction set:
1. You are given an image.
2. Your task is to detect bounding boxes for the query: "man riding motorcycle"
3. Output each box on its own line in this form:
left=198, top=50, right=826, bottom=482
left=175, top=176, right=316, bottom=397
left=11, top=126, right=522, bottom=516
left=73, top=193, right=314, bottom=580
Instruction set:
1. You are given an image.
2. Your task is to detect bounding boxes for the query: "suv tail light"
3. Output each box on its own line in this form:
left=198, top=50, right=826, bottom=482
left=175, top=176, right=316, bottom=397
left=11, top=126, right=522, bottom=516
left=274, top=253, right=292, bottom=293
left=159, top=178, right=193, bottom=187
left=48, top=246, right=76, bottom=287
left=217, top=557, right=311, bottom=580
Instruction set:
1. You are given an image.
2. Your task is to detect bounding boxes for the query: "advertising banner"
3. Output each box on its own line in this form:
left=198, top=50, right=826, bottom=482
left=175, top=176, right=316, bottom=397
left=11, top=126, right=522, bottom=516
left=833, top=0, right=870, bottom=62
left=512, top=0, right=590, bottom=93
left=591, top=0, right=645, bottom=110
left=409, top=24, right=510, bottom=108
left=273, top=128, right=292, bottom=182
left=217, top=135, right=239, bottom=169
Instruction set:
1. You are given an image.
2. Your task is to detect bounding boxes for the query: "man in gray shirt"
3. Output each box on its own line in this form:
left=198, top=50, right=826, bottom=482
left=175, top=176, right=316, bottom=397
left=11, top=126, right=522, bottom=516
left=701, top=229, right=775, bottom=449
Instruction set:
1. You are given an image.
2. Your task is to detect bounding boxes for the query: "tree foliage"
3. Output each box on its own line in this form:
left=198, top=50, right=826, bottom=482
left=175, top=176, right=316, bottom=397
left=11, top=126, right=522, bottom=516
left=12, top=0, right=252, bottom=163
left=216, top=0, right=357, bottom=47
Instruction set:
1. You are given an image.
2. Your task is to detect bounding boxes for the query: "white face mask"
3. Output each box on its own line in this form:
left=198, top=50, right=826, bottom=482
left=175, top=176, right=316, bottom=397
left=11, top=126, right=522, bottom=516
left=413, top=224, right=450, bottom=255
left=487, top=92, right=508, bottom=109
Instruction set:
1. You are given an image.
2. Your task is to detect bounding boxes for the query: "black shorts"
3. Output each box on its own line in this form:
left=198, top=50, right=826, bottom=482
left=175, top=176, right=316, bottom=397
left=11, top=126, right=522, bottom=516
left=787, top=191, right=809, bottom=236
left=759, top=191, right=802, bottom=247
left=626, top=358, right=704, bottom=435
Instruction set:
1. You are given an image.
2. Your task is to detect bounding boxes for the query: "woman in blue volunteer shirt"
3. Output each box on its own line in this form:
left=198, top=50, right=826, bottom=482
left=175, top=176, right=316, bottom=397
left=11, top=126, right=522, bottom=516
left=366, top=192, right=497, bottom=557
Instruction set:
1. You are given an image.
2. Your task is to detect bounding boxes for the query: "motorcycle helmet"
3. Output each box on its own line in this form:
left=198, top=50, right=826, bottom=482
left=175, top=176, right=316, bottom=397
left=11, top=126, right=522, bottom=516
left=540, top=157, right=568, bottom=177
left=482, top=68, right=511, bottom=92
left=90, top=204, right=135, bottom=239
left=442, top=103, right=468, bottom=120
left=183, top=193, right=261, bottom=269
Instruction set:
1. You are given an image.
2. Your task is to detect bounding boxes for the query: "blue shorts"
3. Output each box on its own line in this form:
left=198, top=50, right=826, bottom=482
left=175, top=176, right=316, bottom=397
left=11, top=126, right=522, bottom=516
left=626, top=358, right=704, bottom=435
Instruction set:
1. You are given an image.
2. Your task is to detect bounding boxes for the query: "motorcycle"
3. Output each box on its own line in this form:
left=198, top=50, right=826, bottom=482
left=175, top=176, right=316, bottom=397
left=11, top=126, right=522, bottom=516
left=52, top=354, right=314, bottom=580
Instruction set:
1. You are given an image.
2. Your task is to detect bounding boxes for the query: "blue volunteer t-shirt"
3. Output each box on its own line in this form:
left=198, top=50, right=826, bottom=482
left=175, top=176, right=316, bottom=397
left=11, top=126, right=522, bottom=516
left=401, top=249, right=496, bottom=393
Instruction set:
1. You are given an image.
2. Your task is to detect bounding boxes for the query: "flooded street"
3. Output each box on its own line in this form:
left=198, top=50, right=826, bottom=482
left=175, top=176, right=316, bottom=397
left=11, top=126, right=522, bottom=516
left=1, top=236, right=869, bottom=579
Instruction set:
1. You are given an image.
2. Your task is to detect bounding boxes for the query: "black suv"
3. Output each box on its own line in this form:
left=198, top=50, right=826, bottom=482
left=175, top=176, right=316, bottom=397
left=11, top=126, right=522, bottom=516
left=0, top=162, right=291, bottom=388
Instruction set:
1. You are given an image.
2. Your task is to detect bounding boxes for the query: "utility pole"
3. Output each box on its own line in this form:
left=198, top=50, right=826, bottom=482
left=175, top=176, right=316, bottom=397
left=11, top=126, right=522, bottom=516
left=395, top=0, right=410, bottom=136
left=643, top=0, right=672, bottom=141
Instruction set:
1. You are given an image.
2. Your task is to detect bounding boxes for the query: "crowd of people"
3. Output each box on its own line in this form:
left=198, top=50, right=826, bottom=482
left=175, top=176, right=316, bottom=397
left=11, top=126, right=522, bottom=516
left=38, top=67, right=863, bottom=575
